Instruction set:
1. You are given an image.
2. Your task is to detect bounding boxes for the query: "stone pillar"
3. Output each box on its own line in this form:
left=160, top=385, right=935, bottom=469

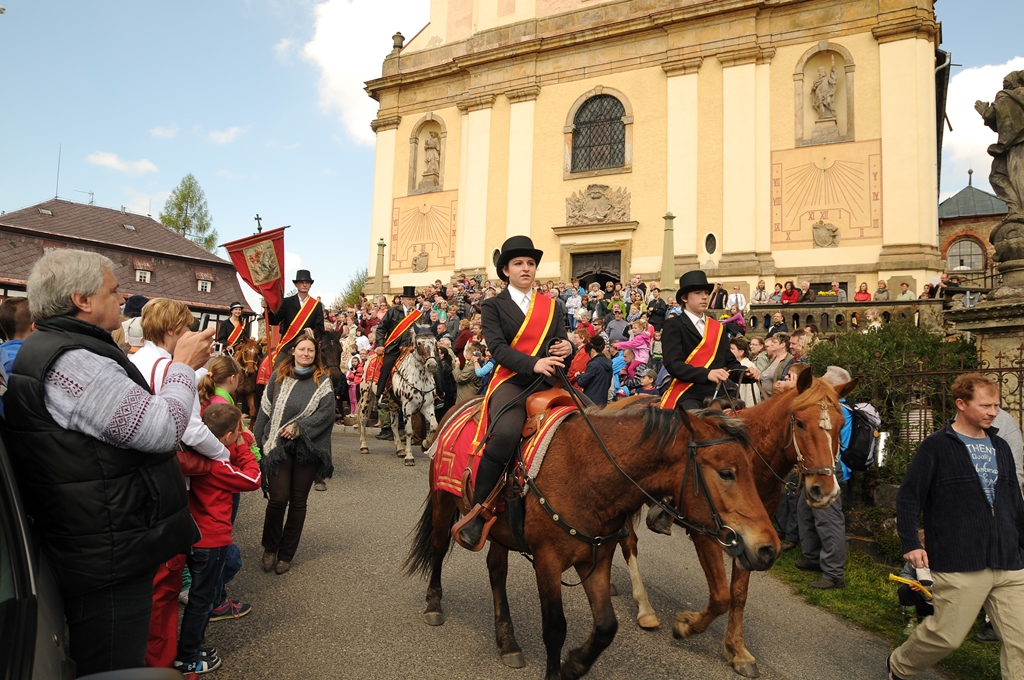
left=661, top=212, right=677, bottom=298
left=368, top=115, right=400, bottom=289
left=504, top=86, right=540, bottom=240
left=754, top=58, right=777, bottom=274
left=717, top=50, right=759, bottom=275
left=456, top=94, right=495, bottom=273
left=874, top=24, right=942, bottom=271
left=663, top=58, right=702, bottom=271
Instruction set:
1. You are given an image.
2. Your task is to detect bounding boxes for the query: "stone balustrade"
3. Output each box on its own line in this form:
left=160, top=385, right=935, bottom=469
left=743, top=298, right=945, bottom=334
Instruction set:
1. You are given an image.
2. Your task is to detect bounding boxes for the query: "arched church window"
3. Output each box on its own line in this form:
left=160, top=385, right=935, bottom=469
left=947, top=238, right=984, bottom=271
left=571, top=95, right=626, bottom=173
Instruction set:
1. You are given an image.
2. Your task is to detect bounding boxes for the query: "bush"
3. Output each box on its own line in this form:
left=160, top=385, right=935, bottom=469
left=806, top=321, right=977, bottom=481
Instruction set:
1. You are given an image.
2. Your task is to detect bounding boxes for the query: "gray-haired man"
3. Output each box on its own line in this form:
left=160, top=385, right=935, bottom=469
left=3, top=249, right=214, bottom=675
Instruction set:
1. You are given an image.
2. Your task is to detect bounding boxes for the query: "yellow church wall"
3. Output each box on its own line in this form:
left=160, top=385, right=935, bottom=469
left=696, top=57, right=725, bottom=264
left=485, top=95, right=513, bottom=274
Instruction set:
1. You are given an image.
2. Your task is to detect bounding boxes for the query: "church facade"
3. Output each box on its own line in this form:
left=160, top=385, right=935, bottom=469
left=365, top=0, right=947, bottom=300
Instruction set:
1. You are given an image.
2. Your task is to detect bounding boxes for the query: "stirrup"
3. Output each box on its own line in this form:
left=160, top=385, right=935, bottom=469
left=452, top=505, right=496, bottom=552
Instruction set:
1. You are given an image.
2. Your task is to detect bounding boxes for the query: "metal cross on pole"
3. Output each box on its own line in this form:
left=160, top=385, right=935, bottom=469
left=254, top=214, right=263, bottom=233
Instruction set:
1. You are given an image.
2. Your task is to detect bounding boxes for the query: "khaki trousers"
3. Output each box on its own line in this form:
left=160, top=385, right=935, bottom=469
left=890, top=568, right=1024, bottom=678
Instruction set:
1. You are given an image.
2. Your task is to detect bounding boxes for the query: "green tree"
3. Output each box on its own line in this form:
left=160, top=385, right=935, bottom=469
left=159, top=173, right=218, bottom=251
left=335, top=268, right=368, bottom=310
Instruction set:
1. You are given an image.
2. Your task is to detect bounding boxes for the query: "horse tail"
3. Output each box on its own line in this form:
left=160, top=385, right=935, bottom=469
left=404, top=490, right=454, bottom=578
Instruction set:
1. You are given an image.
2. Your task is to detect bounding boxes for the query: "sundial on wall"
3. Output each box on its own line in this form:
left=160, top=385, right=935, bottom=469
left=390, top=190, right=458, bottom=272
left=770, top=139, right=882, bottom=250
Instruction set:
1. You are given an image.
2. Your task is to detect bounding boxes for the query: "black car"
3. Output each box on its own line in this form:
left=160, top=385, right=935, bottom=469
left=0, top=435, right=183, bottom=679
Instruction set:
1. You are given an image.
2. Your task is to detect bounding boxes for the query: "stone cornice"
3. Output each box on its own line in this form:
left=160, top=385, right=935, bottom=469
left=552, top=221, right=638, bottom=237
left=662, top=56, right=703, bottom=77
left=370, top=114, right=401, bottom=133
left=455, top=93, right=497, bottom=113
left=871, top=18, right=939, bottom=44
left=505, top=84, right=542, bottom=103
left=716, top=45, right=775, bottom=68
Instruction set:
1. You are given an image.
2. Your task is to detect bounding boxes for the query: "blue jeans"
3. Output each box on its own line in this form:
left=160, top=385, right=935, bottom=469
left=178, top=546, right=228, bottom=662
left=215, top=494, right=243, bottom=607
left=64, top=566, right=157, bottom=676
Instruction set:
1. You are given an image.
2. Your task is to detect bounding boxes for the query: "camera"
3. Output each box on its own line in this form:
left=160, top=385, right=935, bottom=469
left=472, top=351, right=481, bottom=357
left=212, top=342, right=224, bottom=356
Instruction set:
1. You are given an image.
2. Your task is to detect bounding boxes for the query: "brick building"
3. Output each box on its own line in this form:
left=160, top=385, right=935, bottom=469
left=0, top=198, right=250, bottom=325
left=937, top=170, right=1007, bottom=286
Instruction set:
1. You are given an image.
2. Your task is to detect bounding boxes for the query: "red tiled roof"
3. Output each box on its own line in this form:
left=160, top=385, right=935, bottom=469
left=0, top=198, right=225, bottom=264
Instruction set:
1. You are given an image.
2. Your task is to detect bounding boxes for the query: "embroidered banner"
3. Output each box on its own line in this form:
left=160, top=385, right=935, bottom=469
left=659, top=317, right=724, bottom=410
left=222, top=227, right=287, bottom=313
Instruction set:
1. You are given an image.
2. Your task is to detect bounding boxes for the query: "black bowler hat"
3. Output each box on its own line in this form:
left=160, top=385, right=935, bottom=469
left=122, top=294, right=149, bottom=318
left=675, top=270, right=714, bottom=304
left=293, top=269, right=314, bottom=284
left=493, top=235, right=543, bottom=282
left=400, top=285, right=417, bottom=298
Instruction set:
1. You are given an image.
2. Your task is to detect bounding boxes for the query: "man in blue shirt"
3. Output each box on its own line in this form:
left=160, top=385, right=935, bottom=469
left=0, top=298, right=32, bottom=374
left=794, top=365, right=853, bottom=590
left=888, top=374, right=1024, bottom=680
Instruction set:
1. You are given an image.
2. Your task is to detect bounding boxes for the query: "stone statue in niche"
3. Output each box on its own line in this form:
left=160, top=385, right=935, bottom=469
left=978, top=70, right=1024, bottom=294
left=418, top=132, right=441, bottom=191
left=411, top=250, right=429, bottom=273
left=812, top=56, right=839, bottom=120
left=812, top=219, right=841, bottom=248
left=566, top=184, right=630, bottom=226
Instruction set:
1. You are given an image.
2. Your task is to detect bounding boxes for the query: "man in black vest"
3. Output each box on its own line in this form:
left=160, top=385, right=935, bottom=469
left=453, top=236, right=572, bottom=551
left=375, top=285, right=419, bottom=403
left=263, top=269, right=325, bottom=355
left=3, top=249, right=212, bottom=675
left=662, top=270, right=756, bottom=411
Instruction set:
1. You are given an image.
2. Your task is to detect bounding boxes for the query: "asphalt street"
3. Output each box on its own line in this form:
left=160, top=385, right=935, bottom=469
left=204, top=425, right=944, bottom=680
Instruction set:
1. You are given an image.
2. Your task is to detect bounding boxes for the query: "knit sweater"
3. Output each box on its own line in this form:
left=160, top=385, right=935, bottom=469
left=254, top=370, right=335, bottom=479
left=897, top=422, right=1024, bottom=573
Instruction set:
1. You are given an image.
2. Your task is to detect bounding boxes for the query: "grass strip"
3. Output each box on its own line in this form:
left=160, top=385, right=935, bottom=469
left=770, top=547, right=1002, bottom=679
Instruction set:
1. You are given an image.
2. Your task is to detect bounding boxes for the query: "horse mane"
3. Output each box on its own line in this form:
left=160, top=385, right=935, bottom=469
left=789, top=376, right=840, bottom=412
left=585, top=404, right=751, bottom=452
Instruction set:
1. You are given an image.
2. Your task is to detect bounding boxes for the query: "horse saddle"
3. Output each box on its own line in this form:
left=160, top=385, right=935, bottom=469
left=521, top=387, right=576, bottom=439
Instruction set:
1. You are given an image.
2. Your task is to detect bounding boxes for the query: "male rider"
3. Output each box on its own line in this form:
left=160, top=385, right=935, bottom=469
left=375, top=285, right=420, bottom=404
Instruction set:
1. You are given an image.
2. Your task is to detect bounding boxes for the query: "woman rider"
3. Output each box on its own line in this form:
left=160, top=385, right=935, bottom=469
left=452, top=236, right=573, bottom=551
left=217, top=301, right=251, bottom=349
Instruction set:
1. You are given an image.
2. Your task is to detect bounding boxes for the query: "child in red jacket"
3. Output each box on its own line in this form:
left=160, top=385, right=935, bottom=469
left=174, top=403, right=262, bottom=675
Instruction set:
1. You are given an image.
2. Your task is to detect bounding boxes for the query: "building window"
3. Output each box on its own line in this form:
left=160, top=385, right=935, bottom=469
left=198, top=280, right=212, bottom=293
left=947, top=239, right=984, bottom=271
left=704, top=234, right=717, bottom=255
left=136, top=269, right=151, bottom=283
left=571, top=95, right=626, bottom=173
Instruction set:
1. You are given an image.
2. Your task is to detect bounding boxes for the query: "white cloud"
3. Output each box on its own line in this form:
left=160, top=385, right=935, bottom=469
left=150, top=124, right=180, bottom=139
left=302, top=0, right=430, bottom=146
left=86, top=152, right=158, bottom=176
left=273, top=37, right=295, bottom=62
left=284, top=250, right=303, bottom=280
left=208, top=126, right=248, bottom=144
left=941, top=56, right=1024, bottom=199
left=123, top=188, right=171, bottom=216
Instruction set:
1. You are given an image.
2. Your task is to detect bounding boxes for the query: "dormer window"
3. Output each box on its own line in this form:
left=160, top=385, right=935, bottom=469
left=198, top=280, right=212, bottom=293
left=136, top=270, right=151, bottom=283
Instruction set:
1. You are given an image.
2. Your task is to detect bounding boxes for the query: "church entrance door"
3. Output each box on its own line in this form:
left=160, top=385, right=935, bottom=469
left=572, top=251, right=620, bottom=290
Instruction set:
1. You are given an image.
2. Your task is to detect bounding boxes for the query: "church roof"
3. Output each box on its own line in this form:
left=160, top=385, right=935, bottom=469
left=938, top=176, right=1008, bottom=219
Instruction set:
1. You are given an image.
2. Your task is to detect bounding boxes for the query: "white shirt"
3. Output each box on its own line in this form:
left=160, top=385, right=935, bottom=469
left=507, top=286, right=532, bottom=315
left=683, top=309, right=706, bottom=337
left=131, top=341, right=229, bottom=462
left=727, top=292, right=747, bottom=310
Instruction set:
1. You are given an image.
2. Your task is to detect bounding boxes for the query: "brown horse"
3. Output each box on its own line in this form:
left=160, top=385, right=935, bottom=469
left=611, top=369, right=853, bottom=677
left=232, top=337, right=262, bottom=417
left=405, top=403, right=780, bottom=680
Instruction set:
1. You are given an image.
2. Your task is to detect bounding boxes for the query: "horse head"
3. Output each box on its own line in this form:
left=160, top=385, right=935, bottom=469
left=235, top=338, right=261, bottom=375
left=653, top=406, right=779, bottom=572
left=415, top=334, right=438, bottom=373
left=783, top=370, right=855, bottom=509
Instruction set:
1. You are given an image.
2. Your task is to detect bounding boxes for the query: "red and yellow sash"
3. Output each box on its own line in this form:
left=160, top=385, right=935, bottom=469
left=270, top=295, right=319, bottom=363
left=384, top=308, right=422, bottom=348
left=226, top=320, right=245, bottom=346
left=472, top=291, right=556, bottom=448
left=659, top=317, right=724, bottom=410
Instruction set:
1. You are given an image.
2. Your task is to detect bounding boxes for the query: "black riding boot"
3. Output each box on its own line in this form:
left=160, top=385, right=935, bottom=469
left=456, top=456, right=507, bottom=550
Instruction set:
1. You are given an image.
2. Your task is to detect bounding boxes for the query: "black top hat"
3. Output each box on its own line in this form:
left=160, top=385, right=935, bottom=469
left=400, top=285, right=417, bottom=299
left=122, top=294, right=149, bottom=318
left=293, top=269, right=314, bottom=284
left=675, top=270, right=714, bottom=304
left=493, top=235, right=543, bottom=282
left=229, top=301, right=244, bottom=310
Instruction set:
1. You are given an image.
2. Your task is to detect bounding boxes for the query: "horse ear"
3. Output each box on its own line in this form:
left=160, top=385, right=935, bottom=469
left=835, top=377, right=859, bottom=400
left=675, top=404, right=696, bottom=435
left=795, top=367, right=814, bottom=393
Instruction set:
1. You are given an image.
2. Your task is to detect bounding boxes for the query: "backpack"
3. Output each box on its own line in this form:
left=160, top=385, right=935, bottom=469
left=841, top=402, right=881, bottom=471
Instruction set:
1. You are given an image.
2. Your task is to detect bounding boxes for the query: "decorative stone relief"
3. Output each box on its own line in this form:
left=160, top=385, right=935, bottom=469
left=411, top=251, right=429, bottom=272
left=812, top=219, right=841, bottom=247
left=566, top=184, right=630, bottom=226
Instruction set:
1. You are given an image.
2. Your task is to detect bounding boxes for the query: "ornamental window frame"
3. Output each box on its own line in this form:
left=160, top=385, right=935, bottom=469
left=563, top=86, right=633, bottom=180
left=947, top=237, right=985, bottom=272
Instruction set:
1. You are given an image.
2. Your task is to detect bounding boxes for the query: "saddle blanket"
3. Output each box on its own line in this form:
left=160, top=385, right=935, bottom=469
left=427, top=399, right=578, bottom=498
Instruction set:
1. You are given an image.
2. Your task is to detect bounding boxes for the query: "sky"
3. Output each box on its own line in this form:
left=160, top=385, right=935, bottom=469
left=0, top=1, right=1021, bottom=307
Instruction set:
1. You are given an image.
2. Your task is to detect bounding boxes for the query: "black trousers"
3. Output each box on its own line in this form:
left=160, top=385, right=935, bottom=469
left=472, top=380, right=535, bottom=506
left=375, top=351, right=400, bottom=400
left=262, top=452, right=319, bottom=562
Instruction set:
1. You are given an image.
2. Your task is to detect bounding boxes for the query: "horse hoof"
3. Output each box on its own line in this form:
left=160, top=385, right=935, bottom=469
left=672, top=620, right=693, bottom=640
left=423, top=611, right=445, bottom=626
left=732, top=662, right=760, bottom=678
left=637, top=613, right=661, bottom=630
left=609, top=582, right=618, bottom=596
left=501, top=652, right=526, bottom=669
left=396, top=450, right=405, bottom=457
left=359, top=447, right=369, bottom=454
left=404, top=458, right=416, bottom=466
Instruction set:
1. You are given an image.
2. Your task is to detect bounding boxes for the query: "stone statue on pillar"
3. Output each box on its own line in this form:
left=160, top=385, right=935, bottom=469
left=811, top=55, right=840, bottom=141
left=977, top=70, right=1024, bottom=295
left=418, top=131, right=441, bottom=191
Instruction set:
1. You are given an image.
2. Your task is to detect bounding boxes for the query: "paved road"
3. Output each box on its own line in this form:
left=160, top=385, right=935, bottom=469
left=205, top=426, right=943, bottom=680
